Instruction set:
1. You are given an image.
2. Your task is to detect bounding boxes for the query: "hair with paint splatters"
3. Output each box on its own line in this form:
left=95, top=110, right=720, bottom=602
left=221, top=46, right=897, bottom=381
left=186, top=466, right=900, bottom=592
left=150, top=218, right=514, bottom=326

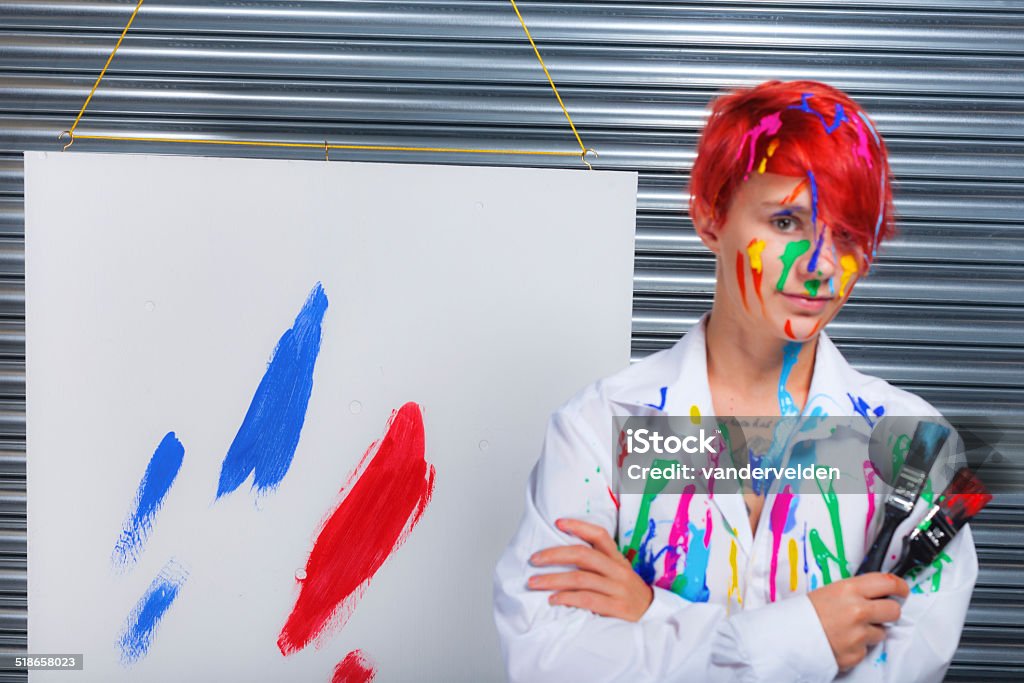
left=689, top=80, right=895, bottom=262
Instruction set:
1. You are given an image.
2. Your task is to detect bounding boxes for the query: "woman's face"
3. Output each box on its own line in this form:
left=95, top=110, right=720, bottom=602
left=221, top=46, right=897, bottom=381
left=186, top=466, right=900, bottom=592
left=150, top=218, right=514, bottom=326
left=699, top=172, right=866, bottom=341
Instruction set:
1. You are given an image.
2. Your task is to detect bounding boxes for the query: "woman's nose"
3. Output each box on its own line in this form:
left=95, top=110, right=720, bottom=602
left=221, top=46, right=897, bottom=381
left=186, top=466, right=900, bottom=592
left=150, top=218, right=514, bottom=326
left=799, top=226, right=839, bottom=281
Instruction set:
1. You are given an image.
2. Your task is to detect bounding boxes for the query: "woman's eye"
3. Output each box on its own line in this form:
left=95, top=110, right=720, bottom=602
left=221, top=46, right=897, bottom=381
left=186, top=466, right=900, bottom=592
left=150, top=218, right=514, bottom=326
left=772, top=216, right=799, bottom=232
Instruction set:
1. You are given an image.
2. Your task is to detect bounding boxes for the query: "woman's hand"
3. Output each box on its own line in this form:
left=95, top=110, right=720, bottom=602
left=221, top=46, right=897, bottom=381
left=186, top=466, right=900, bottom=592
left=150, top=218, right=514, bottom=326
left=807, top=572, right=909, bottom=671
left=527, top=517, right=653, bottom=622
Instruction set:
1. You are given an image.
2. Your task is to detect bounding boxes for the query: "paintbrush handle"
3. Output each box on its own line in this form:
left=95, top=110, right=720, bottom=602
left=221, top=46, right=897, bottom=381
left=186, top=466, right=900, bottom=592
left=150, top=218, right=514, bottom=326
left=857, top=520, right=898, bottom=575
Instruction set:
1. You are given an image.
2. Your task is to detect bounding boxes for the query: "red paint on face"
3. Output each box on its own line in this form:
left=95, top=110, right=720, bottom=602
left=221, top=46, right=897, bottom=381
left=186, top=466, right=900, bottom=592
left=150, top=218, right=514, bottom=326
left=735, top=251, right=749, bottom=312
left=331, top=649, right=376, bottom=683
left=784, top=319, right=796, bottom=339
left=277, top=402, right=436, bottom=655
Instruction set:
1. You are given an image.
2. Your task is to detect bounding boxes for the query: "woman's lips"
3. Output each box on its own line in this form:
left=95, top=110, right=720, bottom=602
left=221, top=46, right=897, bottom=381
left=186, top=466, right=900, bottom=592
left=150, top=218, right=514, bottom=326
left=781, top=292, right=833, bottom=313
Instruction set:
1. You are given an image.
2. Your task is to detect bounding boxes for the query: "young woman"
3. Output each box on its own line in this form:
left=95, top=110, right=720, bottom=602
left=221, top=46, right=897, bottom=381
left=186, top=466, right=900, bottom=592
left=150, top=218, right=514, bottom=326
left=493, top=81, right=977, bottom=682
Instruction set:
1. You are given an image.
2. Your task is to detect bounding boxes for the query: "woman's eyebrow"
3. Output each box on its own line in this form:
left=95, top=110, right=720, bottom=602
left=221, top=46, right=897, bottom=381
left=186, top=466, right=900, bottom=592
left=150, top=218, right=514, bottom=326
left=765, top=204, right=810, bottom=216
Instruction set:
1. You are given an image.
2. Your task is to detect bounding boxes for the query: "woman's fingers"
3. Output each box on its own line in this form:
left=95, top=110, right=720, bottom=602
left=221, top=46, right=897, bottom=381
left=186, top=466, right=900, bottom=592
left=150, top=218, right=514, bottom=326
left=528, top=569, right=617, bottom=596
left=555, top=518, right=622, bottom=558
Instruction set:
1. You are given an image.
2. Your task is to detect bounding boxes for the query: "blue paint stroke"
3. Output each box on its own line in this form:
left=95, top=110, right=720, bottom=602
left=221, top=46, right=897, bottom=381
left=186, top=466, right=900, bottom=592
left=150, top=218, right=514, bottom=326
left=216, top=283, right=328, bottom=499
left=828, top=241, right=837, bottom=295
left=857, top=111, right=887, bottom=263
left=848, top=393, right=885, bottom=428
left=789, top=94, right=848, bottom=134
left=632, top=518, right=666, bottom=585
left=644, top=386, right=668, bottom=411
left=777, top=342, right=803, bottom=417
left=679, top=522, right=711, bottom=602
left=112, top=432, right=185, bottom=570
left=118, top=559, right=188, bottom=665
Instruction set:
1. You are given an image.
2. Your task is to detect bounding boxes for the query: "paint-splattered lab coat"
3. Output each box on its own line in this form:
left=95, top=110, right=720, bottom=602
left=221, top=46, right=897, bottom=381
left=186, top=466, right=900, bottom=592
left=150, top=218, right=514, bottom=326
left=494, top=312, right=977, bottom=682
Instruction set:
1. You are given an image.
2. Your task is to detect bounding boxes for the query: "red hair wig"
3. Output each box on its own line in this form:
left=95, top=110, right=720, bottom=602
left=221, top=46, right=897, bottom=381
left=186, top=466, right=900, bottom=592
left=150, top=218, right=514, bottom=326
left=688, top=80, right=895, bottom=262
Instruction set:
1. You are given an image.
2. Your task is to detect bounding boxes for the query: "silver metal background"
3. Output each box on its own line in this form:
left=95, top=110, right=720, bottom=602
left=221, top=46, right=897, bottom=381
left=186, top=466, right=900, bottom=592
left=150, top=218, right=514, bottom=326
left=0, top=1, right=1021, bottom=680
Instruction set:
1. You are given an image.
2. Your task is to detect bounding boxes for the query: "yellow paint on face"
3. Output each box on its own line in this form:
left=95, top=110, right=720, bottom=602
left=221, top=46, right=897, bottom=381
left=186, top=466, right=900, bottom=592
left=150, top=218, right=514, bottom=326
left=788, top=538, right=799, bottom=591
left=758, top=157, right=768, bottom=174
left=839, top=254, right=859, bottom=297
left=690, top=404, right=701, bottom=424
left=746, top=239, right=766, bottom=273
left=767, top=138, right=780, bottom=157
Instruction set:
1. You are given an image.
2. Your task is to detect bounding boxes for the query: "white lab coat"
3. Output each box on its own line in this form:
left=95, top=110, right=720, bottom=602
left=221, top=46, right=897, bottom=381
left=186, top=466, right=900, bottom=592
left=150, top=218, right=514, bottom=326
left=493, top=312, right=977, bottom=683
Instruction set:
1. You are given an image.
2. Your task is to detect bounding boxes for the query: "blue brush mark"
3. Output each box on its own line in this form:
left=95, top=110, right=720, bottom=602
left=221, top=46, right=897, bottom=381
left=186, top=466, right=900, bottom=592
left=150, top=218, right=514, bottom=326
left=778, top=342, right=803, bottom=417
left=679, top=523, right=711, bottom=602
left=789, top=94, right=848, bottom=134
left=632, top=518, right=666, bottom=585
left=804, top=170, right=826, bottom=273
left=874, top=648, right=888, bottom=666
left=828, top=242, right=837, bottom=295
left=216, top=283, right=328, bottom=499
left=802, top=521, right=809, bottom=574
left=118, top=559, right=188, bottom=665
left=848, top=393, right=885, bottom=427
left=112, top=432, right=185, bottom=570
left=644, top=386, right=668, bottom=411
left=856, top=112, right=886, bottom=263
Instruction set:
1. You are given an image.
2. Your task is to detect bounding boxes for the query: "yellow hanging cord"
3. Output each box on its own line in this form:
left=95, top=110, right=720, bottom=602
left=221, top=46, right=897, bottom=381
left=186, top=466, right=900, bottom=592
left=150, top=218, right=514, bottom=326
left=60, top=0, right=593, bottom=165
left=508, top=0, right=590, bottom=160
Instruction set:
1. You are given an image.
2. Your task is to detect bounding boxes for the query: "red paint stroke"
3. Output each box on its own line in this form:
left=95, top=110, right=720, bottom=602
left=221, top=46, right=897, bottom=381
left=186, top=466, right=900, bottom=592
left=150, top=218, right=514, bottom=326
left=278, top=402, right=436, bottom=655
left=781, top=178, right=809, bottom=205
left=809, top=318, right=823, bottom=337
left=607, top=485, right=620, bottom=510
left=784, top=319, right=796, bottom=339
left=735, top=251, right=749, bottom=312
left=331, top=649, right=376, bottom=683
left=617, top=428, right=629, bottom=468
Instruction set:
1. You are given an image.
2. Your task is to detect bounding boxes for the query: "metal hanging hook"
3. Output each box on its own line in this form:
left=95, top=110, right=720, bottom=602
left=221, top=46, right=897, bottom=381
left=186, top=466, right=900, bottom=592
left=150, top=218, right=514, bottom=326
left=58, top=130, right=74, bottom=151
left=581, top=147, right=599, bottom=170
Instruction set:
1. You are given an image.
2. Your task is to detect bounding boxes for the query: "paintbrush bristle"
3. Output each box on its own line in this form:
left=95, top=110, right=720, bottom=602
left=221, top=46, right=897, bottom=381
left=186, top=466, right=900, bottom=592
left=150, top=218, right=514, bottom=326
left=938, top=467, right=992, bottom=529
left=905, top=421, right=951, bottom=471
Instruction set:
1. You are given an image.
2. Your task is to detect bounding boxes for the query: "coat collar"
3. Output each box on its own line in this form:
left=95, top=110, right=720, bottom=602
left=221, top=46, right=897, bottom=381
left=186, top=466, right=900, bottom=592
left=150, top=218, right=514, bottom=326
left=607, top=310, right=863, bottom=419
left=605, top=311, right=868, bottom=550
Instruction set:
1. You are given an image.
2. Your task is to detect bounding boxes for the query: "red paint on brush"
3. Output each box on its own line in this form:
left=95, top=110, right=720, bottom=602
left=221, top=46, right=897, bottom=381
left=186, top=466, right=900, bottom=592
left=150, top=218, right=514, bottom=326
left=277, top=402, right=436, bottom=655
left=331, top=649, right=376, bottom=683
left=784, top=319, right=796, bottom=339
left=735, top=251, right=749, bottom=312
left=940, top=468, right=992, bottom=526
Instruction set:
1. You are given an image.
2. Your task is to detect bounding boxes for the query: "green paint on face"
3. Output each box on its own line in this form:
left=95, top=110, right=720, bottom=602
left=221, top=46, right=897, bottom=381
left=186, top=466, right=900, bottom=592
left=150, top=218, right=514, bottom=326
left=776, top=239, right=812, bottom=292
left=808, top=478, right=850, bottom=585
left=623, top=459, right=673, bottom=558
left=804, top=279, right=821, bottom=296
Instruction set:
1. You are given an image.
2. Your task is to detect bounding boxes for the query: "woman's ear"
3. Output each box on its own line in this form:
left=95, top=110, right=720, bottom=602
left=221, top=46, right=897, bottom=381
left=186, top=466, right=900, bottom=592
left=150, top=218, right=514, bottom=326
left=692, top=209, right=723, bottom=255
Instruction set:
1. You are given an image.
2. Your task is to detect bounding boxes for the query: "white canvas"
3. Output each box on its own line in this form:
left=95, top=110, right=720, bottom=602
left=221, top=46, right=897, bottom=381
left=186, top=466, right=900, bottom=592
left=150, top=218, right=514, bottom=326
left=24, top=151, right=637, bottom=682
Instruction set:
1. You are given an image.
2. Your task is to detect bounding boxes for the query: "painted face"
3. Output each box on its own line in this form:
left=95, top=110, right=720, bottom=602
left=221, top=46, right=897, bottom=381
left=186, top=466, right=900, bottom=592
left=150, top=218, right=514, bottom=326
left=702, top=172, right=866, bottom=341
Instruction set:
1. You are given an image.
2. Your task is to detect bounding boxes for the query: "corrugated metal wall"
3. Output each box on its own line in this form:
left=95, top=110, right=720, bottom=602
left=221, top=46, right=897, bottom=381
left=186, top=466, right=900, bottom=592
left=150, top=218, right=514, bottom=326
left=1, top=1, right=1021, bottom=680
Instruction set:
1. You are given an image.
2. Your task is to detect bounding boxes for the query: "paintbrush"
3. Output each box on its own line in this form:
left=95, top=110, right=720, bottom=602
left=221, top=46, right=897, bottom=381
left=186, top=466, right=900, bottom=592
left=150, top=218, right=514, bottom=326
left=857, top=420, right=950, bottom=575
left=892, top=467, right=991, bottom=577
